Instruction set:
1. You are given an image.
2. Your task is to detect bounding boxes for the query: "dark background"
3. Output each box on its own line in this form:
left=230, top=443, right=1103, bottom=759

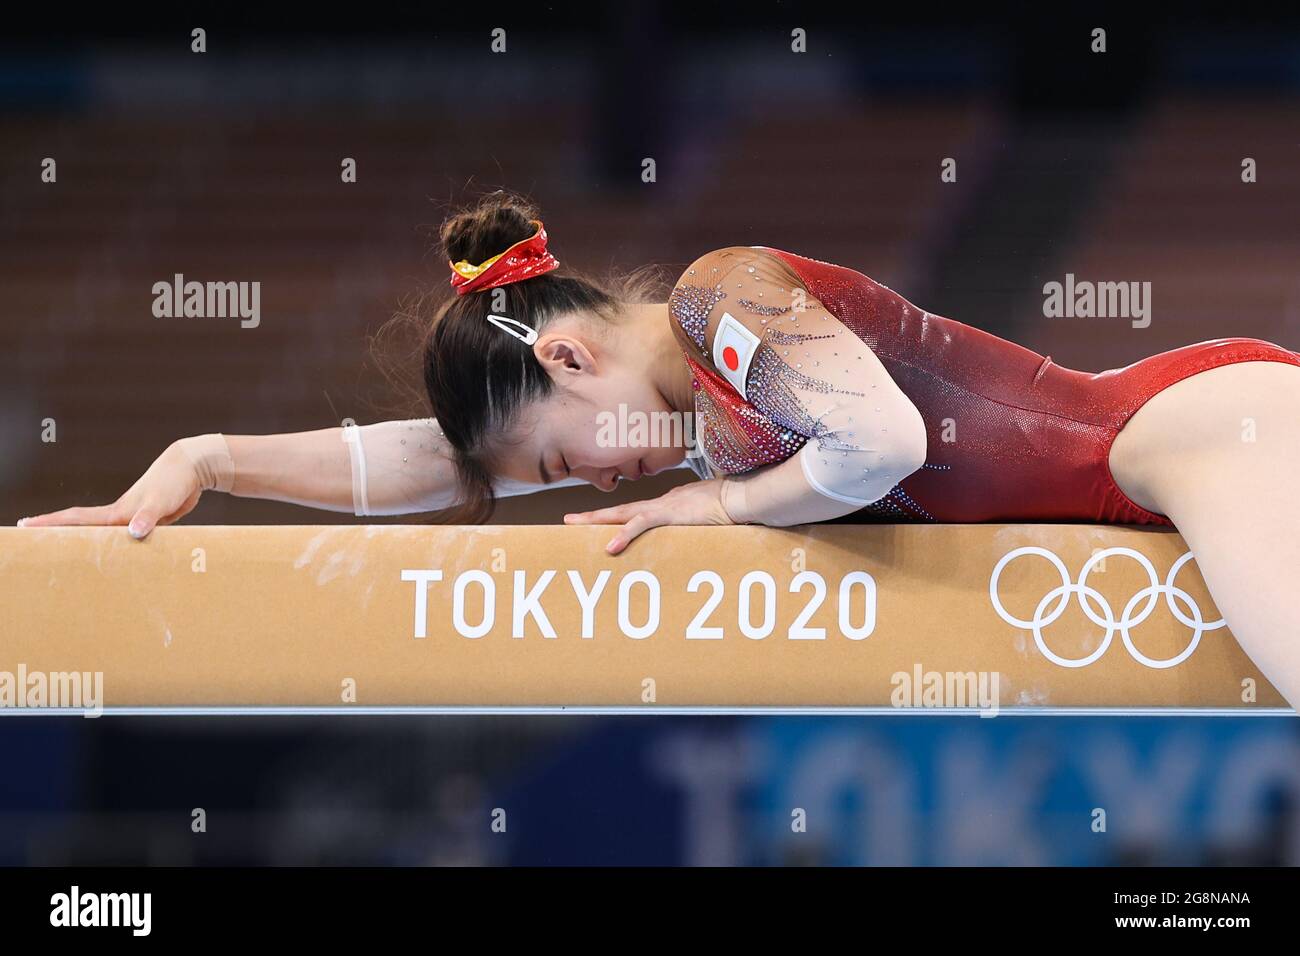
left=1, top=2, right=1298, bottom=864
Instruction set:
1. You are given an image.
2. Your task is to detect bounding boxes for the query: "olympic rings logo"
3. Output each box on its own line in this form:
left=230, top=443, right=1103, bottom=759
left=988, top=546, right=1226, bottom=669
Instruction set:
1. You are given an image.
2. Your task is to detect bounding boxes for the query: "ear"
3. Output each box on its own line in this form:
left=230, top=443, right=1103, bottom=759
left=534, top=332, right=598, bottom=378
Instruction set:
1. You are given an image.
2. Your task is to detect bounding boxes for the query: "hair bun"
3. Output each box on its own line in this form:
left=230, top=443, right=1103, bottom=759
left=440, top=190, right=541, bottom=267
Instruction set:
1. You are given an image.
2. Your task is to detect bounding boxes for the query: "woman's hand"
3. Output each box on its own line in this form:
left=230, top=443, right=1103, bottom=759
left=17, top=441, right=205, bottom=539
left=564, top=479, right=736, bottom=555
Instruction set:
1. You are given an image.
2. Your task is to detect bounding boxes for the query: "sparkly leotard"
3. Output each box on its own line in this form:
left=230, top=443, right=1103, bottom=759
left=669, top=246, right=1300, bottom=525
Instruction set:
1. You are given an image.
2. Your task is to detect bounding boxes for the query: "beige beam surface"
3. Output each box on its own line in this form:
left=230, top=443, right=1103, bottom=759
left=0, top=524, right=1284, bottom=712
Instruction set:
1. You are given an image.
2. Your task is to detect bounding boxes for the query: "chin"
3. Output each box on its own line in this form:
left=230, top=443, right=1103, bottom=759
left=645, top=447, right=686, bottom=475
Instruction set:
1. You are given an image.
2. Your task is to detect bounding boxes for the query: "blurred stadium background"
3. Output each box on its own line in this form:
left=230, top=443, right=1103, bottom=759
left=1, top=5, right=1298, bottom=864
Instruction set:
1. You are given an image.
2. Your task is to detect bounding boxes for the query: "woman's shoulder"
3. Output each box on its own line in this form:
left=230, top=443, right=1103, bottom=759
left=670, top=245, right=792, bottom=291
left=667, top=246, right=804, bottom=345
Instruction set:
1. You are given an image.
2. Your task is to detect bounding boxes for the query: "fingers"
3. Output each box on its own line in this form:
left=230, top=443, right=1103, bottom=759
left=565, top=496, right=687, bottom=553
left=17, top=504, right=124, bottom=528
left=605, top=511, right=661, bottom=555
left=563, top=502, right=661, bottom=553
left=564, top=502, right=640, bottom=525
left=126, top=505, right=163, bottom=540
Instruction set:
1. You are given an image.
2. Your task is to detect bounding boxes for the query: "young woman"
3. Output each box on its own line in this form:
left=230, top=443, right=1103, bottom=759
left=20, top=193, right=1300, bottom=706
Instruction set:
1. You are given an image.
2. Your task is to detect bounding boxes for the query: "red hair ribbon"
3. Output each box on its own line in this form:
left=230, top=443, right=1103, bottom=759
left=448, top=219, right=560, bottom=295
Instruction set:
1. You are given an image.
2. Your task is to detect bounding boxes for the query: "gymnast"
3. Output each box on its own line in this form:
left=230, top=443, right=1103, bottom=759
left=20, top=192, right=1300, bottom=706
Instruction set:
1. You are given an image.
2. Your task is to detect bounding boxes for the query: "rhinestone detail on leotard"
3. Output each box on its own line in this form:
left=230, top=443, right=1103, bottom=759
left=738, top=298, right=789, bottom=317
left=747, top=339, right=868, bottom=456
left=669, top=283, right=727, bottom=350
left=687, top=357, right=806, bottom=474
left=762, top=328, right=836, bottom=346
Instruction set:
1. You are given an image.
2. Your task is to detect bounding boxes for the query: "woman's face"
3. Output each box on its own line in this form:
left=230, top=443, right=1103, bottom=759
left=491, top=319, right=689, bottom=492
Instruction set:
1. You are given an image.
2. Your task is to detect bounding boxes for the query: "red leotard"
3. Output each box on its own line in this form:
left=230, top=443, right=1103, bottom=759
left=674, top=247, right=1300, bottom=525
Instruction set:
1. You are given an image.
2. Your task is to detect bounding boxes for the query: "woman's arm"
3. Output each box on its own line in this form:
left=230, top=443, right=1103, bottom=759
left=18, top=420, right=588, bottom=537
left=227, top=428, right=356, bottom=510
left=341, top=418, right=588, bottom=515
left=718, top=421, right=925, bottom=527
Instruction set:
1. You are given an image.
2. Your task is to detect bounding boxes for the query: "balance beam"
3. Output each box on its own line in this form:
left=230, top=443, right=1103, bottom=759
left=0, top=525, right=1288, bottom=716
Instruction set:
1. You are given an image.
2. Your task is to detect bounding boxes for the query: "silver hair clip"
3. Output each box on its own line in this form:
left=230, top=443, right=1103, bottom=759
left=486, top=313, right=538, bottom=345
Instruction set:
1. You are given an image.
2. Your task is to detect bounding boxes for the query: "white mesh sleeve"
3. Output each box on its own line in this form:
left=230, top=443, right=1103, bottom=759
left=343, top=418, right=588, bottom=516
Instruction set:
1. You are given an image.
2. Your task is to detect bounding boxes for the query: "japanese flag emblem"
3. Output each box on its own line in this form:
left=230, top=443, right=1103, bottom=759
left=712, top=311, right=761, bottom=399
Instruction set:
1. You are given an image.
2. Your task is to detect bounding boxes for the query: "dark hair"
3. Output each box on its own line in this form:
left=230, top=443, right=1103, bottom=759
left=411, top=190, right=665, bottom=523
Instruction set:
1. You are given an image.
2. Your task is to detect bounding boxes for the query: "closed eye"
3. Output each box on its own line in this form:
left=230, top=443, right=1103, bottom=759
left=539, top=453, right=573, bottom=485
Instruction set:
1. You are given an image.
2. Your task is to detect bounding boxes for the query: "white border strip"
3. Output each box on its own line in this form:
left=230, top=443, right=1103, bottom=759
left=0, top=706, right=1293, bottom=717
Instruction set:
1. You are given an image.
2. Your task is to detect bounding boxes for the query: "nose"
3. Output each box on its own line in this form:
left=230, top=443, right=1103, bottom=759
left=573, top=465, right=620, bottom=492
left=572, top=463, right=636, bottom=492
